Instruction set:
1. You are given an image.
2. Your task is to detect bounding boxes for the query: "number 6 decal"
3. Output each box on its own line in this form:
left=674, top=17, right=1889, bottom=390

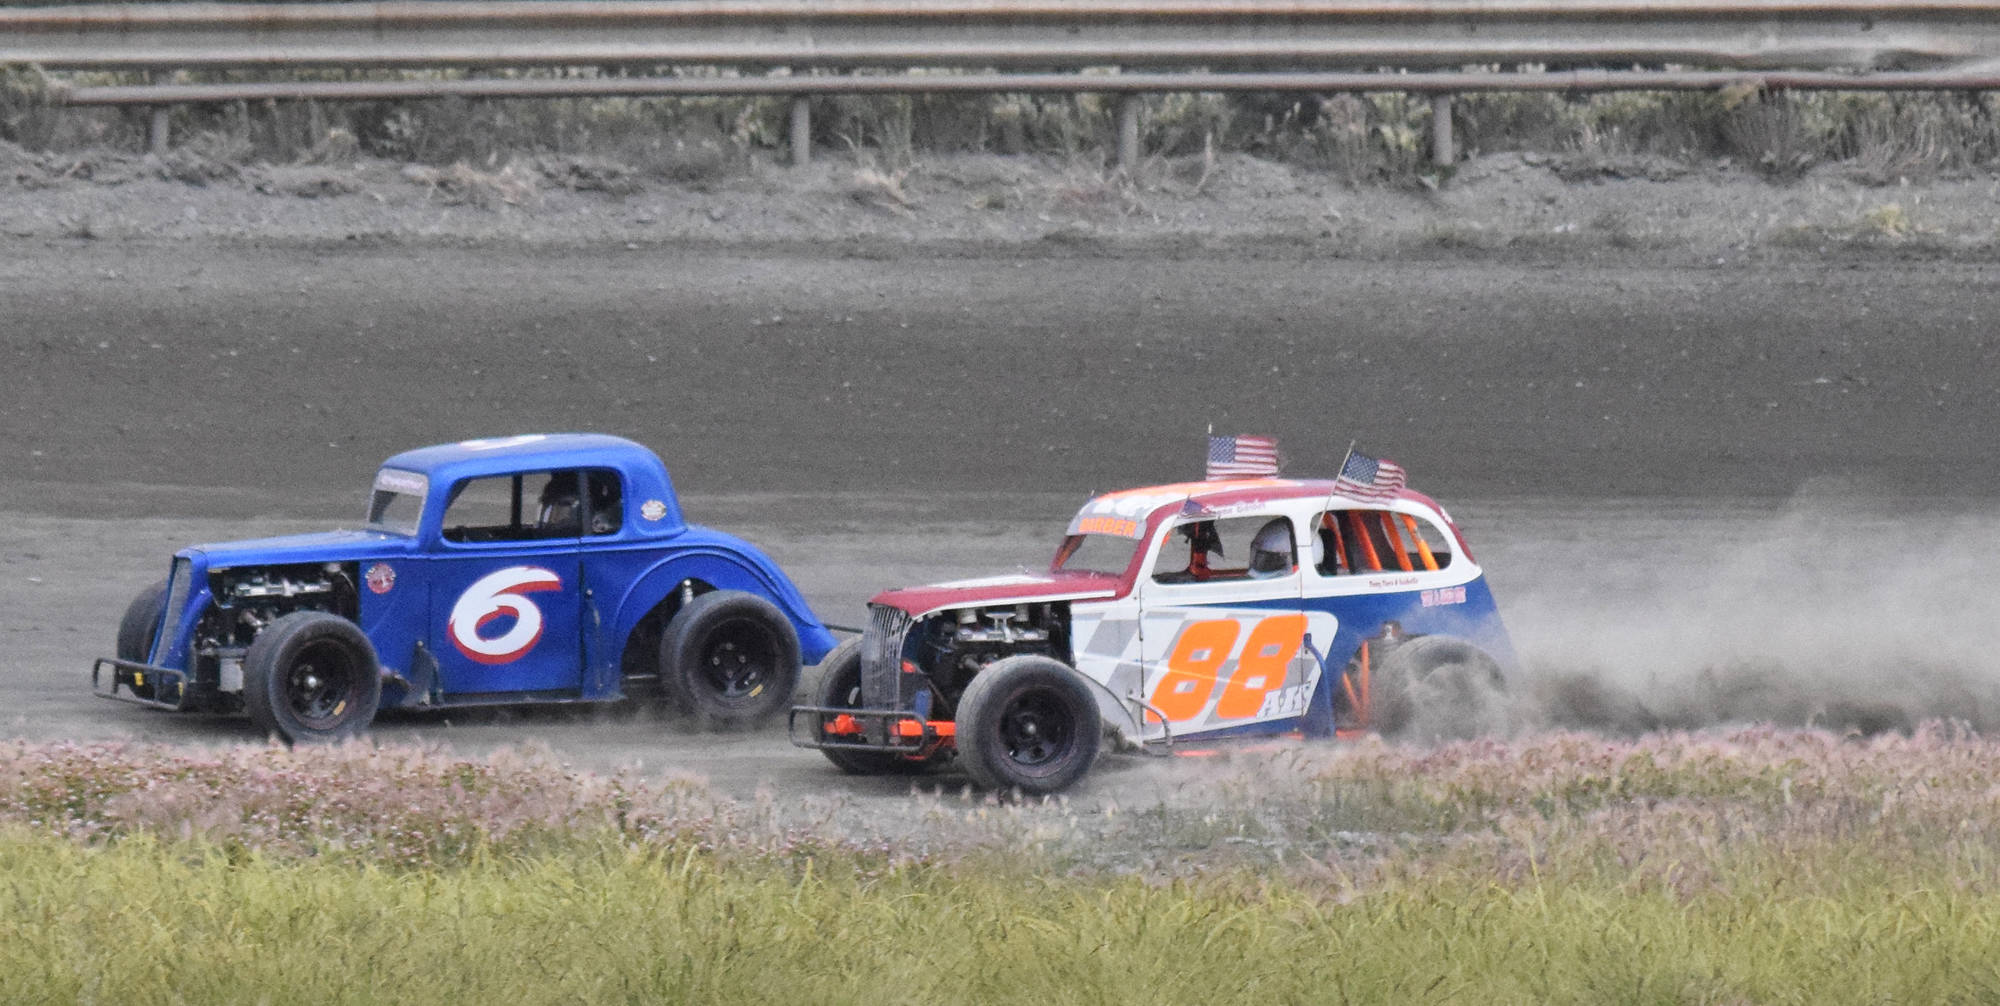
left=449, top=566, right=562, bottom=664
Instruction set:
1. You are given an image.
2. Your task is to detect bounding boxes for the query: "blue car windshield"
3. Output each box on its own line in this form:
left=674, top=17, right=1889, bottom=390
left=365, top=468, right=428, bottom=536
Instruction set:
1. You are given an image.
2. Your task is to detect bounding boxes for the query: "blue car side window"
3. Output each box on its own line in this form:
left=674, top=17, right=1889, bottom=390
left=444, top=471, right=593, bottom=544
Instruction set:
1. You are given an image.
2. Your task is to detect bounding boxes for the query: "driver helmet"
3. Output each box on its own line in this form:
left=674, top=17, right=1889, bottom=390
left=584, top=473, right=620, bottom=534
left=537, top=472, right=582, bottom=531
left=1247, top=518, right=1295, bottom=577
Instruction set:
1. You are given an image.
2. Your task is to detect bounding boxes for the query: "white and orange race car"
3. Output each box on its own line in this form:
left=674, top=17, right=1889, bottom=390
left=790, top=454, right=1518, bottom=793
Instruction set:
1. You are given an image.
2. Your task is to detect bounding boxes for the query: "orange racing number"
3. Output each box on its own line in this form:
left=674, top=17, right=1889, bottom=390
left=1147, top=614, right=1307, bottom=723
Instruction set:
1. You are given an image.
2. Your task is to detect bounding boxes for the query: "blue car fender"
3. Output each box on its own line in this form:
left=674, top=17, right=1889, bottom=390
left=610, top=544, right=836, bottom=666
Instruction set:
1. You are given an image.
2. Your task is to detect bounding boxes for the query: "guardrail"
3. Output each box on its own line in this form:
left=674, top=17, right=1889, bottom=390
left=7, top=0, right=2000, bottom=166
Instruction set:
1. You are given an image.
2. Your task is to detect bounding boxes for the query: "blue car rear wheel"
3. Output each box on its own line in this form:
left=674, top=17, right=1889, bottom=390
left=660, top=590, right=801, bottom=729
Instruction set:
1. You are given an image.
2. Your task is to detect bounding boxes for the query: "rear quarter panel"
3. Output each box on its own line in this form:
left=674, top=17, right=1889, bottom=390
left=600, top=526, right=837, bottom=674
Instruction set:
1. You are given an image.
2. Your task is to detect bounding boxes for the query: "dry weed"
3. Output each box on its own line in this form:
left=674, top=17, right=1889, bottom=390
left=400, top=161, right=539, bottom=207
left=848, top=165, right=916, bottom=214
left=294, top=126, right=359, bottom=166
left=535, top=154, right=643, bottom=195
left=252, top=165, right=361, bottom=199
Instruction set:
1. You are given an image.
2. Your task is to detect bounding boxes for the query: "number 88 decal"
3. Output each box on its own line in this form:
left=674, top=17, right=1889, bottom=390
left=1147, top=613, right=1314, bottom=723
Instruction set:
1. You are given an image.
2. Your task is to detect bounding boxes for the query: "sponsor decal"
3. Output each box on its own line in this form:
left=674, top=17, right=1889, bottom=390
left=1367, top=575, right=1421, bottom=589
left=1073, top=515, right=1140, bottom=537
left=1421, top=585, right=1468, bottom=607
left=1256, top=683, right=1313, bottom=719
left=1068, top=491, right=1181, bottom=539
left=364, top=562, right=396, bottom=595
left=640, top=499, right=668, bottom=522
left=448, top=566, right=562, bottom=664
left=459, top=434, right=548, bottom=452
left=373, top=468, right=427, bottom=495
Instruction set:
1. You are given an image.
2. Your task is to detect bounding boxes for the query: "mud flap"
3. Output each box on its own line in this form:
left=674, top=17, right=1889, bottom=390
left=387, top=643, right=441, bottom=709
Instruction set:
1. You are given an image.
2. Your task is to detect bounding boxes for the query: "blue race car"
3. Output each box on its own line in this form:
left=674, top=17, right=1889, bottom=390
left=97, top=434, right=836, bottom=742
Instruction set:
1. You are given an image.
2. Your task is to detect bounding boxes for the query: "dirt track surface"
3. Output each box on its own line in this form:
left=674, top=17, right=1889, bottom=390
left=5, top=242, right=1997, bottom=500
left=3, top=239, right=1999, bottom=800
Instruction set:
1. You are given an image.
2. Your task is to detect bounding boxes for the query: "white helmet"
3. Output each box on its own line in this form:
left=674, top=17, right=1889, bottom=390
left=1247, top=518, right=1295, bottom=577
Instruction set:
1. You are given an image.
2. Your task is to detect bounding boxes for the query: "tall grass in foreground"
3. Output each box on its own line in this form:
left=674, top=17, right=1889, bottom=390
left=6, top=728, right=2000, bottom=1001
left=3, top=829, right=2000, bottom=1004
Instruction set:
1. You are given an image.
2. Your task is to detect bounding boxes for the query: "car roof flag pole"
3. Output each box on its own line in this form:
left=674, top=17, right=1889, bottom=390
left=1322, top=439, right=1358, bottom=513
left=1331, top=444, right=1409, bottom=503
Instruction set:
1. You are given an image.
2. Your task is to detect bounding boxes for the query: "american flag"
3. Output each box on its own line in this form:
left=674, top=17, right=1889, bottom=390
left=1205, top=434, right=1280, bottom=480
left=1332, top=448, right=1407, bottom=501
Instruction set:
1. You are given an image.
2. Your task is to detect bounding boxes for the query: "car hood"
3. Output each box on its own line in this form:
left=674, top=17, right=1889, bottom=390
left=870, top=571, right=1125, bottom=616
left=186, top=529, right=414, bottom=568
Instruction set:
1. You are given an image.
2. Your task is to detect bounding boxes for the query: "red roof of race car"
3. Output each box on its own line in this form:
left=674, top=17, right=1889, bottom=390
left=1065, top=477, right=1445, bottom=540
left=869, top=476, right=1464, bottom=616
left=1124, top=477, right=1428, bottom=508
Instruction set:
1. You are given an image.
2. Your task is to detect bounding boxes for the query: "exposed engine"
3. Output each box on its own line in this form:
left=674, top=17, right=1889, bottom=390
left=907, top=602, right=1070, bottom=718
left=199, top=563, right=360, bottom=649
left=183, top=563, right=360, bottom=701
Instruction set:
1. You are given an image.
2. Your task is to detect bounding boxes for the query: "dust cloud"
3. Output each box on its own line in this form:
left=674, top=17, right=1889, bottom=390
left=1491, top=489, right=2000, bottom=736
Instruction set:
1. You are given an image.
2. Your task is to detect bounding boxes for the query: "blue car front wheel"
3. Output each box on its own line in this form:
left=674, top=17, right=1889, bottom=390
left=242, top=612, right=382, bottom=744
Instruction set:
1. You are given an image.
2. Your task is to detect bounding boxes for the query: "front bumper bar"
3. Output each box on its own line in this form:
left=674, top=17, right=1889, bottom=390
left=90, top=656, right=195, bottom=711
left=787, top=703, right=954, bottom=754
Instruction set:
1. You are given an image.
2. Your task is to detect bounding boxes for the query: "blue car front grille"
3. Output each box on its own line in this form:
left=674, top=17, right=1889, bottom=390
left=152, top=557, right=193, bottom=664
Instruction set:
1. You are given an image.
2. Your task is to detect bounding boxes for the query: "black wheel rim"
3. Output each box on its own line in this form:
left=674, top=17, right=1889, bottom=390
left=698, top=618, right=778, bottom=707
left=287, top=639, right=359, bottom=730
left=995, top=687, right=1078, bottom=769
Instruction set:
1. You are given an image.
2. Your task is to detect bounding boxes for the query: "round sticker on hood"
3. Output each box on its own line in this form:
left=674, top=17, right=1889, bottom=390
left=365, top=562, right=396, bottom=595
left=640, top=499, right=668, bottom=522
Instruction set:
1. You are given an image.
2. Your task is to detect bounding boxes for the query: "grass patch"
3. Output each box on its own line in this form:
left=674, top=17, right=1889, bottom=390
left=4, top=824, right=2000, bottom=1004
left=9, top=729, right=2000, bottom=1000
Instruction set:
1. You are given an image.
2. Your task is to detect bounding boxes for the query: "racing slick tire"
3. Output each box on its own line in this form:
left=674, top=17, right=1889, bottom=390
left=1367, top=635, right=1507, bottom=741
left=114, top=579, right=168, bottom=699
left=242, top=611, right=382, bottom=744
left=660, top=590, right=801, bottom=730
left=954, top=655, right=1100, bottom=795
left=807, top=640, right=934, bottom=776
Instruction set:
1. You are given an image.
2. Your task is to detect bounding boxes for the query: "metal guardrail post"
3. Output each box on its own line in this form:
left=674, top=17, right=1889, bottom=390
left=1116, top=92, right=1141, bottom=173
left=148, top=105, right=171, bottom=154
left=789, top=93, right=811, bottom=167
left=1430, top=92, right=1453, bottom=166
left=146, top=72, right=171, bottom=154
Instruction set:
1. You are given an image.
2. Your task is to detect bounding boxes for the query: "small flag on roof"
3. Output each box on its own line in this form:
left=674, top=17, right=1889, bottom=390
left=1206, top=434, right=1280, bottom=480
left=1333, top=447, right=1407, bottom=502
